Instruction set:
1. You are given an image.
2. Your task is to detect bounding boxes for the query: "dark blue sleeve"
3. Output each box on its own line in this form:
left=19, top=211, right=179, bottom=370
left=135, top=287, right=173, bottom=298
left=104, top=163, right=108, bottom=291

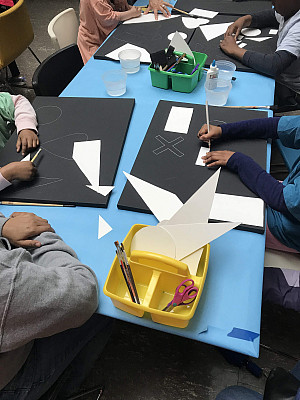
left=227, top=152, right=289, bottom=214
left=220, top=117, right=280, bottom=140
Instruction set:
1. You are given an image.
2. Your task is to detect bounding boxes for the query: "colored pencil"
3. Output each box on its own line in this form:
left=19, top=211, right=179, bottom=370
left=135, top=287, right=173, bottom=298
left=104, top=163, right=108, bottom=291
left=0, top=201, right=67, bottom=206
left=205, top=100, right=211, bottom=149
left=31, top=148, right=42, bottom=163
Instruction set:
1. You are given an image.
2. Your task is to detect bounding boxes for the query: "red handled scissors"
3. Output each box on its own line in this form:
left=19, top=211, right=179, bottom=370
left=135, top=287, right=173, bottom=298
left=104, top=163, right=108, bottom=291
left=162, top=279, right=199, bottom=312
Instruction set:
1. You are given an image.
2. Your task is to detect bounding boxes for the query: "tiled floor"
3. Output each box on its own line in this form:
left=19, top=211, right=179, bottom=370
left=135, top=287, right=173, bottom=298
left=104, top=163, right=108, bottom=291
left=4, top=1, right=300, bottom=399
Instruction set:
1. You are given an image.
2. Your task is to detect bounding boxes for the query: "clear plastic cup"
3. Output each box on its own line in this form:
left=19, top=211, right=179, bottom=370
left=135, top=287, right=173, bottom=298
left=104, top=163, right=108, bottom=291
left=101, top=70, right=127, bottom=96
left=205, top=78, right=232, bottom=106
left=118, top=49, right=141, bottom=74
left=215, top=60, right=236, bottom=81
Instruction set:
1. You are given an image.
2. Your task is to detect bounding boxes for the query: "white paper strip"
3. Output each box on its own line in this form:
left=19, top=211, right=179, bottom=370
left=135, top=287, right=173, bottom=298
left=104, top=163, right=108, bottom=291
left=246, top=36, right=272, bottom=42
left=190, top=8, right=218, bottom=19
left=164, top=106, right=194, bottom=134
left=98, top=215, right=112, bottom=239
left=200, top=22, right=233, bottom=41
left=123, top=172, right=183, bottom=222
left=195, top=146, right=210, bottom=166
left=123, top=14, right=179, bottom=24
left=210, top=193, right=264, bottom=228
left=182, top=16, right=209, bottom=29
left=105, top=43, right=151, bottom=63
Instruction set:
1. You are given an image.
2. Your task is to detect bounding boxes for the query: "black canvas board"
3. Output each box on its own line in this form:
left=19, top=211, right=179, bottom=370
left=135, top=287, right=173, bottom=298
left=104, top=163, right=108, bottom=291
left=174, top=0, right=272, bottom=16
left=188, top=14, right=277, bottom=72
left=0, top=97, right=135, bottom=207
left=118, top=100, right=268, bottom=233
left=94, top=17, right=194, bottom=63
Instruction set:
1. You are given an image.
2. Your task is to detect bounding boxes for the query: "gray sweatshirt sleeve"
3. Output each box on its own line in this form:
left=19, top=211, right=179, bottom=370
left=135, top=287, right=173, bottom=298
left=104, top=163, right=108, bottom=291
left=250, top=9, right=278, bottom=29
left=242, top=50, right=297, bottom=76
left=0, top=231, right=99, bottom=353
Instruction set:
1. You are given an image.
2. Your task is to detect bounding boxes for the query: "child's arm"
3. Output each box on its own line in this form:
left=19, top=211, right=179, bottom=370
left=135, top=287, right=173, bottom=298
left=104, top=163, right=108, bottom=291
left=94, top=1, right=141, bottom=28
left=118, top=6, right=141, bottom=22
left=11, top=95, right=39, bottom=155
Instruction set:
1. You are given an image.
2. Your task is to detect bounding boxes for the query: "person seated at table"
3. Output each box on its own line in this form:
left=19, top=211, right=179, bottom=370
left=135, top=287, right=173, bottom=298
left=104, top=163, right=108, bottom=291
left=0, top=211, right=113, bottom=399
left=77, top=0, right=142, bottom=64
left=219, top=0, right=300, bottom=110
left=0, top=91, right=39, bottom=191
left=197, top=115, right=300, bottom=254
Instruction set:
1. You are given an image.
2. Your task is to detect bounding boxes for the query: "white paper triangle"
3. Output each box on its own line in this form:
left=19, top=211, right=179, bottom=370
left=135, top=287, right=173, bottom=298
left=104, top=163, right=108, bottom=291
left=182, top=16, right=209, bottom=29
left=105, top=43, right=151, bottom=63
left=21, top=154, right=31, bottom=162
left=123, top=171, right=183, bottom=222
left=179, top=248, right=203, bottom=276
left=86, top=185, right=114, bottom=196
left=170, top=31, right=194, bottom=60
left=200, top=22, right=233, bottom=41
left=161, top=221, right=239, bottom=260
left=246, top=36, right=272, bottom=42
left=130, top=226, right=176, bottom=258
left=73, top=140, right=101, bottom=187
left=123, top=13, right=179, bottom=24
left=159, top=169, right=221, bottom=226
left=190, top=8, right=219, bottom=19
left=98, top=215, right=112, bottom=239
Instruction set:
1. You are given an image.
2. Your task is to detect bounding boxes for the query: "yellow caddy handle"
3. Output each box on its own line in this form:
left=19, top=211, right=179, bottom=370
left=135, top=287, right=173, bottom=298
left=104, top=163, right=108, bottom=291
left=130, top=250, right=189, bottom=275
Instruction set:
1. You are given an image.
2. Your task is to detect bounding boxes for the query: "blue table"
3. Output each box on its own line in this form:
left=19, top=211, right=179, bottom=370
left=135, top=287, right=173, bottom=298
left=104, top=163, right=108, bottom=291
left=0, top=51, right=275, bottom=357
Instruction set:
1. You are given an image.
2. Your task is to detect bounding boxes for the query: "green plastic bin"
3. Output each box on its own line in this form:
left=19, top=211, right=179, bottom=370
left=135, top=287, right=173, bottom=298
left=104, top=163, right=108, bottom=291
left=149, top=51, right=207, bottom=93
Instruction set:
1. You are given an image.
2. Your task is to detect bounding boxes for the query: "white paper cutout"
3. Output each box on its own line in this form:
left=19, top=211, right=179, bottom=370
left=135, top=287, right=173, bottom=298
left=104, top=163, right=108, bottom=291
left=241, top=28, right=261, bottom=36
left=105, top=43, right=151, bottom=63
left=269, top=29, right=278, bottom=35
left=238, top=43, right=247, bottom=48
left=21, top=154, right=31, bottom=162
left=98, top=215, right=112, bottom=239
left=210, top=193, right=264, bottom=228
left=246, top=36, right=272, bottom=42
left=180, top=248, right=203, bottom=276
left=237, top=34, right=244, bottom=41
left=195, top=146, right=210, bottom=166
left=182, top=16, right=209, bottom=29
left=87, top=185, right=114, bottom=196
left=164, top=106, right=194, bottom=134
left=168, top=31, right=187, bottom=41
left=190, top=8, right=218, bottom=19
left=160, top=169, right=220, bottom=226
left=169, top=31, right=194, bottom=60
left=123, top=171, right=183, bottom=222
left=123, top=13, right=178, bottom=24
left=200, top=22, right=233, bottom=41
left=131, top=226, right=176, bottom=258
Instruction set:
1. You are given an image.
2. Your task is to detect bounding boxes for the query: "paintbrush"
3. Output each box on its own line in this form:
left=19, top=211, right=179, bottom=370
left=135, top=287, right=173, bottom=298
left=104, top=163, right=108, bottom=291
left=225, top=105, right=278, bottom=111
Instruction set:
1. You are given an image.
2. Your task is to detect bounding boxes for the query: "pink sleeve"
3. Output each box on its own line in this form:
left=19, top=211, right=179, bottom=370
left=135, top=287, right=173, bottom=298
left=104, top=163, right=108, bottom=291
left=94, top=0, right=122, bottom=28
left=11, top=95, right=38, bottom=135
left=0, top=173, right=11, bottom=191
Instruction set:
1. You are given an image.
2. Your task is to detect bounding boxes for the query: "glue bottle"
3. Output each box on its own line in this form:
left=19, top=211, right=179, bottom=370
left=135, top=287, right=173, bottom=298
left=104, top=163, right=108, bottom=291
left=206, top=60, right=219, bottom=90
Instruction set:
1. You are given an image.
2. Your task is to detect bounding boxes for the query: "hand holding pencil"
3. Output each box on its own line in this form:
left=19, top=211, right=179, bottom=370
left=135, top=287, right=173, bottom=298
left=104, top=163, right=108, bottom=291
left=197, top=124, right=222, bottom=142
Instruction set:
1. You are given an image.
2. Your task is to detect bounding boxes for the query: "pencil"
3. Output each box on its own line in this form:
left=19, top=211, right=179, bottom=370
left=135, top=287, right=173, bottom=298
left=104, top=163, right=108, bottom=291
left=0, top=201, right=66, bottom=206
left=172, top=7, right=190, bottom=16
left=205, top=100, right=211, bottom=149
left=225, top=105, right=275, bottom=110
left=31, top=148, right=42, bottom=163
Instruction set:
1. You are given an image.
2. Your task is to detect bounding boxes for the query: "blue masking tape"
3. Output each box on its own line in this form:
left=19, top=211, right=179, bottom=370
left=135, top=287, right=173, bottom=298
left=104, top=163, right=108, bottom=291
left=228, top=328, right=259, bottom=342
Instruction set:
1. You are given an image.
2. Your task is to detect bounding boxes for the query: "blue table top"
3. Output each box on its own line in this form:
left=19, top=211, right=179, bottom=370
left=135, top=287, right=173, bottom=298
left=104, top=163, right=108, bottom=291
left=0, top=50, right=275, bottom=357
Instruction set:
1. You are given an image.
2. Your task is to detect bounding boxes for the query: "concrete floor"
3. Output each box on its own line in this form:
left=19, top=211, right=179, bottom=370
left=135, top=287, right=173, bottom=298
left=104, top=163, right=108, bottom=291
left=4, top=1, right=300, bottom=399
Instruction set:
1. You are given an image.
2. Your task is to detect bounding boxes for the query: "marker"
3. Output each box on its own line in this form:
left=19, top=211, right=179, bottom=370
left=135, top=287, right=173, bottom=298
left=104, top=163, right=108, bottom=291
left=190, top=63, right=200, bottom=75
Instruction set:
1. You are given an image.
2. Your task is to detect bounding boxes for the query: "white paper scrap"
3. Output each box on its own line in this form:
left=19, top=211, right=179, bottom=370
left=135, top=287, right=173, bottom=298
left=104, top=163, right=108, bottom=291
left=195, top=146, right=210, bottom=166
left=180, top=249, right=203, bottom=276
left=182, top=16, right=209, bottom=29
left=190, top=8, right=218, bottom=19
left=170, top=31, right=194, bottom=60
left=123, top=13, right=179, bottom=24
left=210, top=193, right=264, bottom=228
left=269, top=29, right=278, bottom=35
left=246, top=37, right=272, bottom=42
left=21, top=154, right=31, bottom=162
left=105, top=43, right=151, bottom=63
left=87, top=185, right=114, bottom=196
left=130, top=226, right=176, bottom=258
left=164, top=106, right=194, bottom=134
left=200, top=22, right=233, bottom=41
left=98, top=215, right=112, bottom=239
left=73, top=140, right=101, bottom=187
left=238, top=43, right=247, bottom=48
left=123, top=172, right=183, bottom=222
left=241, top=28, right=261, bottom=36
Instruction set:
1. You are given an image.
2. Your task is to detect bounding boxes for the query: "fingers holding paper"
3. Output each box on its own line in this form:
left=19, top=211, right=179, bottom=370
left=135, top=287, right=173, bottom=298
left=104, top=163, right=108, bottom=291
left=197, top=124, right=222, bottom=142
left=145, top=0, right=173, bottom=19
left=202, top=150, right=235, bottom=167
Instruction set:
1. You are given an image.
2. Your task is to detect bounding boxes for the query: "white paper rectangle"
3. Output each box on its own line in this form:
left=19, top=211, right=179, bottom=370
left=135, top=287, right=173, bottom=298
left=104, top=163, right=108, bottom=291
left=269, top=29, right=278, bottom=35
left=191, top=8, right=219, bottom=19
left=209, top=193, right=264, bottom=228
left=238, top=43, right=247, bottom=48
left=195, top=146, right=210, bottom=166
left=164, top=106, right=194, bottom=134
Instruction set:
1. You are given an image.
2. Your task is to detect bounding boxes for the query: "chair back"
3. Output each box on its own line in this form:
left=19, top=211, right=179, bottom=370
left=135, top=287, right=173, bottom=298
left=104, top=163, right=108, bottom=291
left=32, top=44, right=83, bottom=96
left=0, top=0, right=34, bottom=69
left=48, top=8, right=79, bottom=50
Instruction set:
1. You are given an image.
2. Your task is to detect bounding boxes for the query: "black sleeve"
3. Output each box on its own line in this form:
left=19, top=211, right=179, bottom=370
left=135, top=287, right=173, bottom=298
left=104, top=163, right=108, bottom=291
left=250, top=9, right=279, bottom=29
left=242, top=50, right=297, bottom=77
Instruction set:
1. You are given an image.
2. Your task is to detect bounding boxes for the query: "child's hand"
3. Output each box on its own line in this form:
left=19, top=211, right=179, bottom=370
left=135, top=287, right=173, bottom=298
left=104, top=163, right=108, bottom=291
left=220, top=36, right=246, bottom=60
left=202, top=150, right=235, bottom=167
left=197, top=124, right=222, bottom=142
left=224, top=15, right=252, bottom=39
left=1, top=161, right=37, bottom=182
left=16, top=129, right=39, bottom=156
left=2, top=212, right=54, bottom=248
left=128, top=6, right=142, bottom=18
left=144, top=0, right=172, bottom=19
